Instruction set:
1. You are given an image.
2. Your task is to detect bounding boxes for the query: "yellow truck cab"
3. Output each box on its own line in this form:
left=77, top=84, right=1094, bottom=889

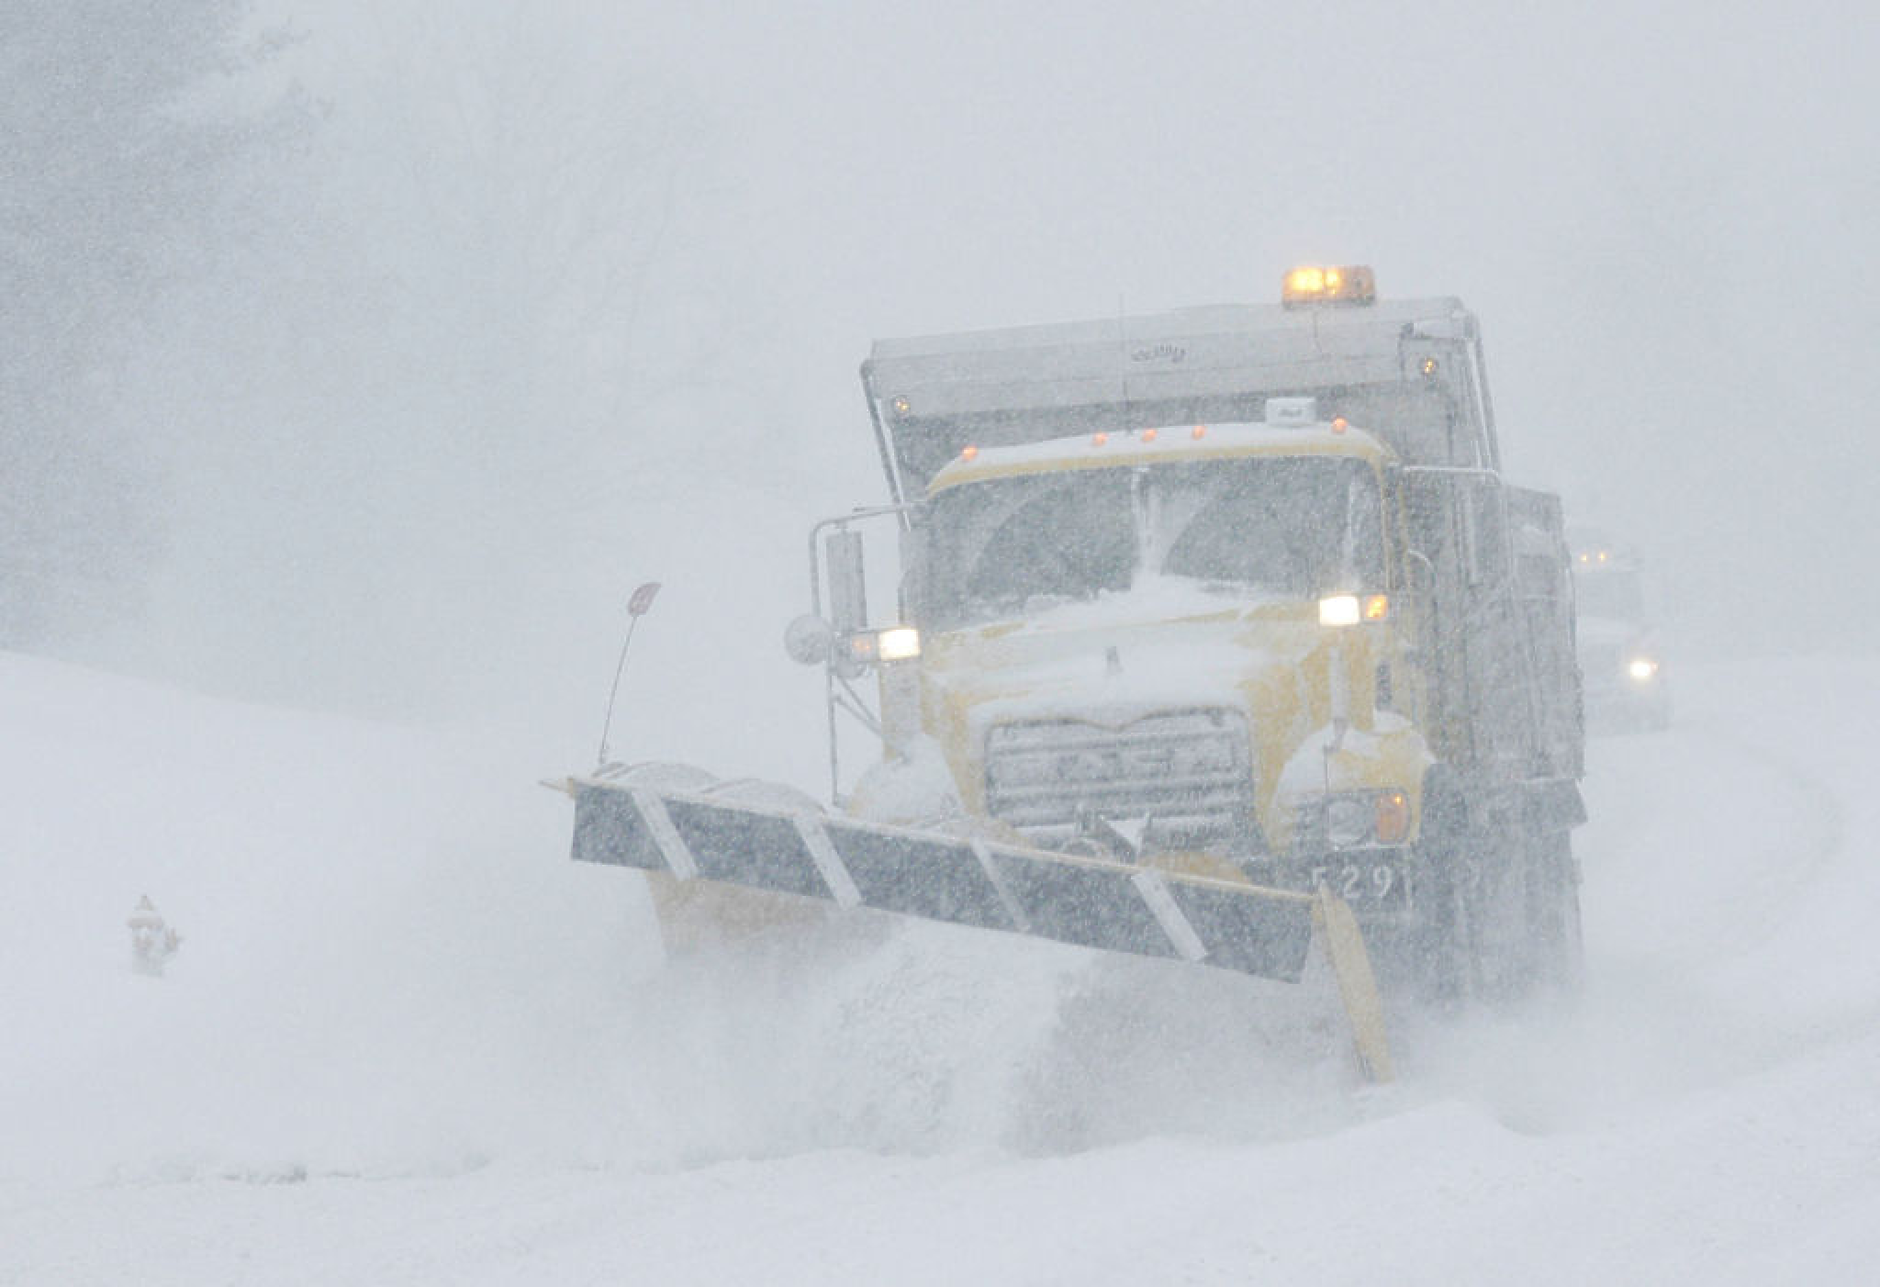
left=910, top=414, right=1432, bottom=889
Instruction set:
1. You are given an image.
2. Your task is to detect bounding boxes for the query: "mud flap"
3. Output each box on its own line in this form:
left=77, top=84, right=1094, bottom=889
left=564, top=776, right=1394, bottom=1082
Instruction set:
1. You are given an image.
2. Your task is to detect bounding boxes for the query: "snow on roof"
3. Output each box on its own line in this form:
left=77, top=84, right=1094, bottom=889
left=868, top=297, right=1466, bottom=364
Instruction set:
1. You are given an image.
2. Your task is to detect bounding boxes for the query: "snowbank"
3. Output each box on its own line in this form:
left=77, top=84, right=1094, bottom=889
left=3, top=651, right=1878, bottom=1283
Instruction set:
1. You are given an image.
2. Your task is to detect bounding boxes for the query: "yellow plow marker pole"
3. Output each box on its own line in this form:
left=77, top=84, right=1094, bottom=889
left=1311, top=888, right=1396, bottom=1083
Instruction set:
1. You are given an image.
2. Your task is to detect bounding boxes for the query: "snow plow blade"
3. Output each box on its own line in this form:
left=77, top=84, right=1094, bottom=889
left=561, top=774, right=1392, bottom=1082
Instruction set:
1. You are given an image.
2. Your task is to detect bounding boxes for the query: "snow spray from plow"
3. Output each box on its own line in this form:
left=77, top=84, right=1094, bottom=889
left=552, top=765, right=1394, bottom=1083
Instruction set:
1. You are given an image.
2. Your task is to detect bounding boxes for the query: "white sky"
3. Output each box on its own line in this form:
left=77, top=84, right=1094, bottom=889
left=120, top=0, right=1877, bottom=771
left=600, top=0, right=1877, bottom=651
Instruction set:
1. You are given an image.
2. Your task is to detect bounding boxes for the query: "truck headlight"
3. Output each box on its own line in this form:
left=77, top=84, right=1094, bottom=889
left=1627, top=656, right=1659, bottom=682
left=877, top=626, right=921, bottom=662
left=1325, top=796, right=1373, bottom=846
left=1319, top=594, right=1361, bottom=627
left=1318, top=594, right=1387, bottom=627
left=841, top=625, right=922, bottom=666
left=1307, top=789, right=1411, bottom=848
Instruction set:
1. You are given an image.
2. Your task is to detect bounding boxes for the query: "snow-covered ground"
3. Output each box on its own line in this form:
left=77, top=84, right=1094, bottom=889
left=3, top=651, right=1877, bottom=1284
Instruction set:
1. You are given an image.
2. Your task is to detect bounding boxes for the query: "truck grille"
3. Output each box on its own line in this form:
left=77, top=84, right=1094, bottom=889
left=984, top=709, right=1257, bottom=852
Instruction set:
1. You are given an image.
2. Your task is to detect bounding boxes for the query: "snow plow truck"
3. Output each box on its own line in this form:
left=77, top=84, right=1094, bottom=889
left=558, top=267, right=1586, bottom=1083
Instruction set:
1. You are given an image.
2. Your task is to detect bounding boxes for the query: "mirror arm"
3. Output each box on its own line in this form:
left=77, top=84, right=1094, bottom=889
left=831, top=676, right=883, bottom=738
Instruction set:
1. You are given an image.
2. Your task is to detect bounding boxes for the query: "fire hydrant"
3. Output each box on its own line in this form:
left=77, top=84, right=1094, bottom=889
left=127, top=895, right=181, bottom=977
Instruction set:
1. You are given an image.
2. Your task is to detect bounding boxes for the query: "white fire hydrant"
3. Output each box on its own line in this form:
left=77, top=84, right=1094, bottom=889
left=127, top=895, right=181, bottom=977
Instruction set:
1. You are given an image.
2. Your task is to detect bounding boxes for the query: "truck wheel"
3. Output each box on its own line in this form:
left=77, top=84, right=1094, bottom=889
left=1522, top=829, right=1583, bottom=990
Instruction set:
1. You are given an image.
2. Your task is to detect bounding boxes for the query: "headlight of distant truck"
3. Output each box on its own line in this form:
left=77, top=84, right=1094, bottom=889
left=1627, top=656, right=1659, bottom=682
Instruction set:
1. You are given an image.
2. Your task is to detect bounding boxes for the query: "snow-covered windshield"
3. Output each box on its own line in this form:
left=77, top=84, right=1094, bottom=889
left=925, top=457, right=1383, bottom=628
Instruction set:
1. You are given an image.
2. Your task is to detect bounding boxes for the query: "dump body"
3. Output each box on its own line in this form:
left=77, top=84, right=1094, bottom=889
left=862, top=295, right=1498, bottom=500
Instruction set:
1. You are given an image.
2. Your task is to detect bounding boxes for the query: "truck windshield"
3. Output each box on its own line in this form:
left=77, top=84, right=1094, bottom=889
left=925, top=457, right=1383, bottom=628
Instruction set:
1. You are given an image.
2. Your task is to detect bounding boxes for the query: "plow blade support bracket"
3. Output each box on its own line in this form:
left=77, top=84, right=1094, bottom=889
left=630, top=788, right=699, bottom=880
left=1311, top=888, right=1395, bottom=1083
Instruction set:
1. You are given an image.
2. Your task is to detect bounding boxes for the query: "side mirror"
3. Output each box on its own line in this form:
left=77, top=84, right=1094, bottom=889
left=1403, top=468, right=1504, bottom=587
left=826, top=529, right=867, bottom=633
left=783, top=614, right=835, bottom=666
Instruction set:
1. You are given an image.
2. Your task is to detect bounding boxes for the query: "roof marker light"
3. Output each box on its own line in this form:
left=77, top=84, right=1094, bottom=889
left=1331, top=417, right=1348, bottom=434
left=1192, top=425, right=1207, bottom=439
left=1282, top=264, right=1377, bottom=307
left=1142, top=428, right=1158, bottom=443
left=1092, top=432, right=1109, bottom=446
left=960, top=445, right=978, bottom=461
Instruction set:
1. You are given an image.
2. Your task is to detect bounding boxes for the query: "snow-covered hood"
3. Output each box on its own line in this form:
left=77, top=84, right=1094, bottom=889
left=922, top=580, right=1322, bottom=754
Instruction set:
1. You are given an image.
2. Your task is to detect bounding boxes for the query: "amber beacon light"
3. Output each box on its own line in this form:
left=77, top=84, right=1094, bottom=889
left=1282, top=264, right=1377, bottom=307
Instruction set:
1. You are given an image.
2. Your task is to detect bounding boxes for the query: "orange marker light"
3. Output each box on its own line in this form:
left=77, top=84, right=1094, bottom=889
left=1281, top=264, right=1377, bottom=307
left=960, top=444, right=978, bottom=462
left=1375, top=790, right=1410, bottom=844
left=1286, top=266, right=1325, bottom=296
left=1142, top=428, right=1158, bottom=443
left=1331, top=417, right=1348, bottom=434
left=1363, top=593, right=1390, bottom=622
left=1192, top=425, right=1207, bottom=439
left=1092, top=432, right=1109, bottom=446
